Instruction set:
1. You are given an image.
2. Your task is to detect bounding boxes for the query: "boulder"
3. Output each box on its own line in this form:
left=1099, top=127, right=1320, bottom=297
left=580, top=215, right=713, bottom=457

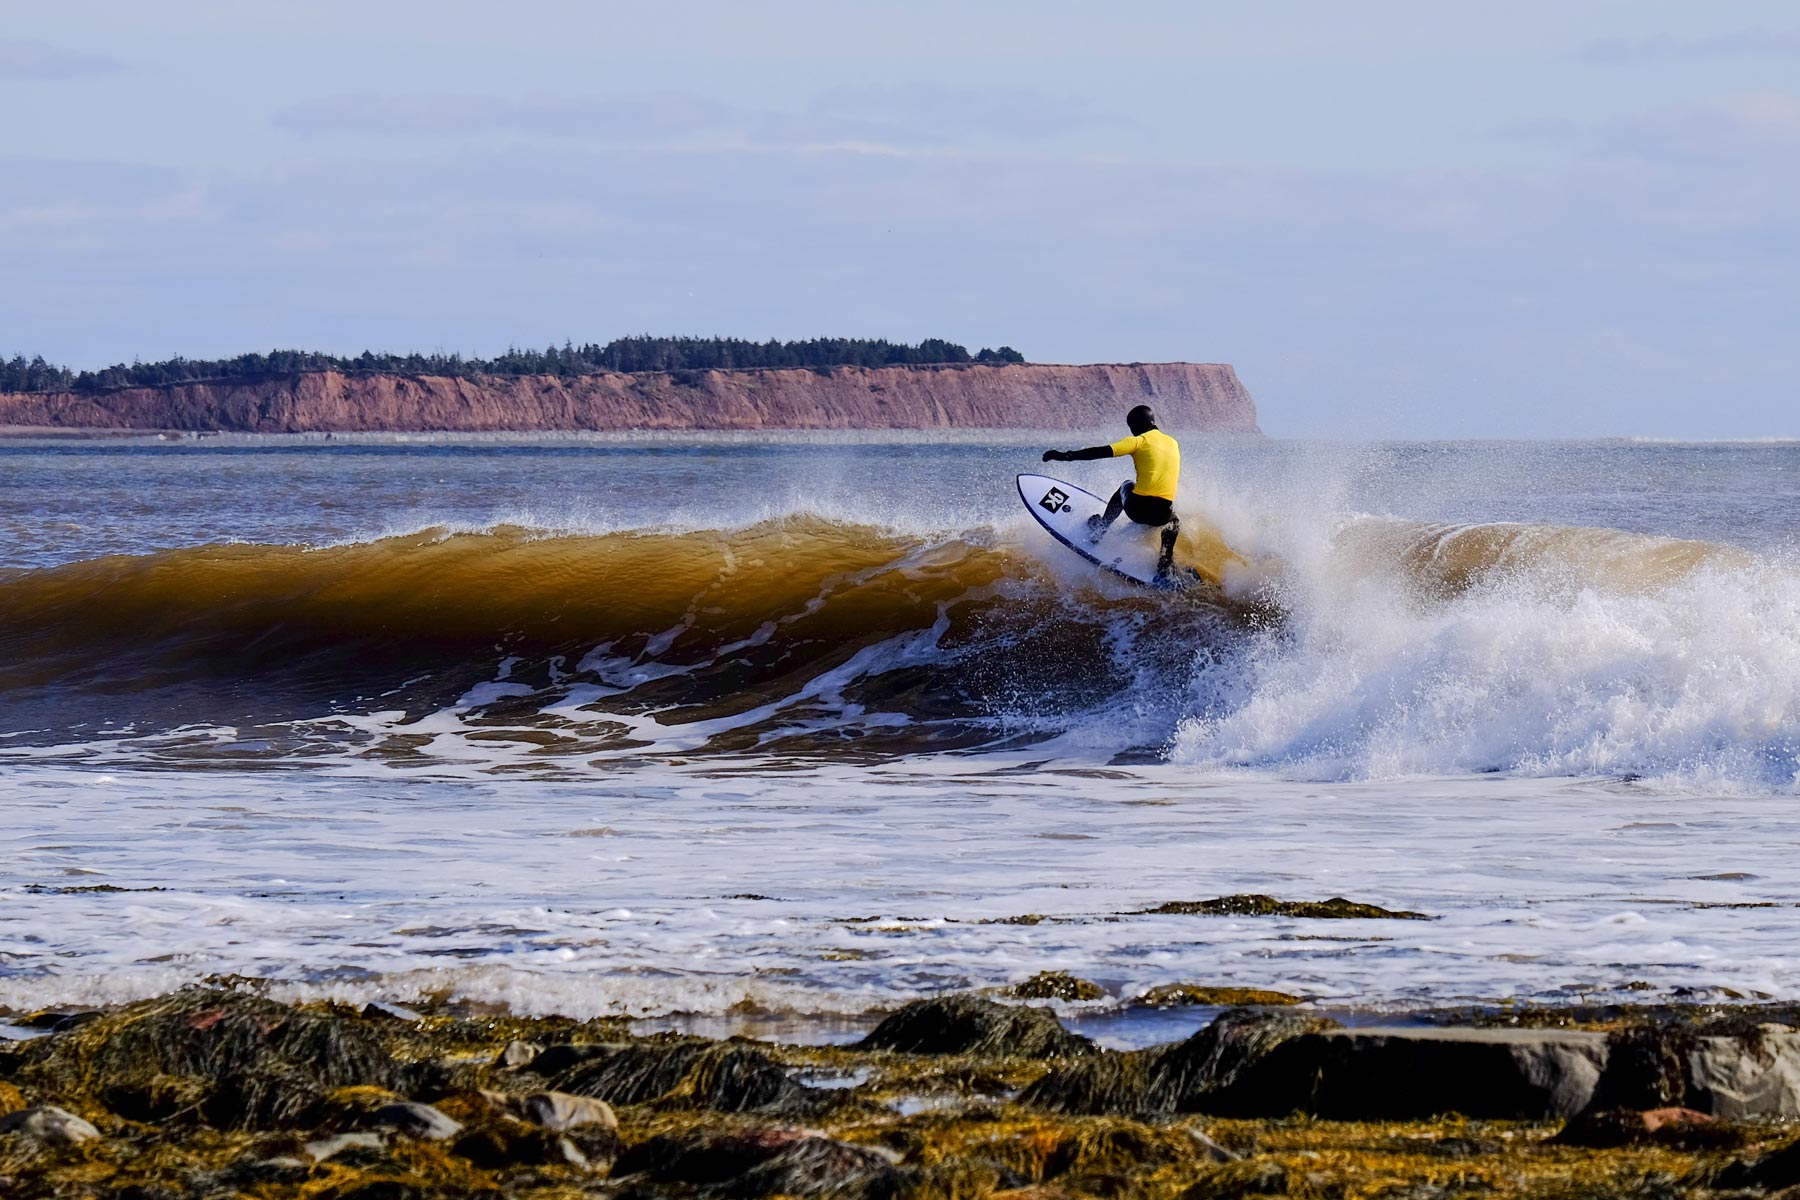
left=518, top=1089, right=617, bottom=1132
left=1686, top=1026, right=1800, bottom=1118
left=1267, top=1026, right=1609, bottom=1120
left=367, top=1101, right=461, bottom=1141
left=1023, top=1009, right=1333, bottom=1117
left=304, top=1131, right=387, bottom=1162
left=494, top=1040, right=542, bottom=1069
left=1029, top=1014, right=1613, bottom=1120
left=0, top=1104, right=101, bottom=1145
left=858, top=995, right=1096, bottom=1059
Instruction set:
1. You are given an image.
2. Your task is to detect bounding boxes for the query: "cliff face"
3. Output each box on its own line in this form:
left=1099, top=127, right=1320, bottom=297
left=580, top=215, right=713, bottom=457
left=0, top=362, right=1259, bottom=434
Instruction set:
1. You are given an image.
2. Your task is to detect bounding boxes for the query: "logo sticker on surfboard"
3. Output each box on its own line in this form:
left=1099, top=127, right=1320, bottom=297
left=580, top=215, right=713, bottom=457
left=1039, top=487, right=1071, bottom=513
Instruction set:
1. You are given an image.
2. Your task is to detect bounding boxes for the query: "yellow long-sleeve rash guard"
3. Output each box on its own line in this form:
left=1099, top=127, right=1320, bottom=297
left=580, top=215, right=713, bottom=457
left=1108, top=428, right=1181, bottom=501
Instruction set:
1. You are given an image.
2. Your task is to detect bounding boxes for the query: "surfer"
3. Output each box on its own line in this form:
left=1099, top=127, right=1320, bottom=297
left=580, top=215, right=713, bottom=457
left=1041, top=404, right=1181, bottom=578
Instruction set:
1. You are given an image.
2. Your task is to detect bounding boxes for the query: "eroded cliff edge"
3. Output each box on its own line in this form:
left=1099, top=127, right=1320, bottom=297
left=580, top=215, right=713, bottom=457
left=0, top=362, right=1258, bottom=434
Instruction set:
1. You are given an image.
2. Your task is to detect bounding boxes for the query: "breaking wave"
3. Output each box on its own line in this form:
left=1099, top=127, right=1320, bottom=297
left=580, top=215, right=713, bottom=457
left=2, top=508, right=1796, bottom=787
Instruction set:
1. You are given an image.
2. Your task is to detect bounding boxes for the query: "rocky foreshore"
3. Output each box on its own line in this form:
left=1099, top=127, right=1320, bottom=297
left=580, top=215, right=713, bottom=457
left=7, top=985, right=1800, bottom=1199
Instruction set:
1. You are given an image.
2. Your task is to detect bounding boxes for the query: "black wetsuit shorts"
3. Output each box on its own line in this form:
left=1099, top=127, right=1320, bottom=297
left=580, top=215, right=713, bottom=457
left=1123, top=484, right=1174, bottom=527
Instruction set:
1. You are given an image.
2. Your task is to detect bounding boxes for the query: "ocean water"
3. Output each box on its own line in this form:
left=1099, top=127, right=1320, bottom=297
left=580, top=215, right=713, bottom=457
left=3, top=432, right=1799, bottom=1043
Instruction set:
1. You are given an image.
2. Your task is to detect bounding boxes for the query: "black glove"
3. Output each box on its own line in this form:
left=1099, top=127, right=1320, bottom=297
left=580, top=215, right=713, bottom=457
left=1042, top=449, right=1068, bottom=462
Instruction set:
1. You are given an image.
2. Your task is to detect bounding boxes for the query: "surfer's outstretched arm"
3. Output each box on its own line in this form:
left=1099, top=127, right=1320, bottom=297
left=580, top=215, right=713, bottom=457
left=1041, top=445, right=1115, bottom=462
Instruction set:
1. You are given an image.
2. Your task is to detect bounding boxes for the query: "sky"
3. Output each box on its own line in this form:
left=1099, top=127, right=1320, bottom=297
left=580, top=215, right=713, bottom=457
left=2, top=0, right=1797, bottom=438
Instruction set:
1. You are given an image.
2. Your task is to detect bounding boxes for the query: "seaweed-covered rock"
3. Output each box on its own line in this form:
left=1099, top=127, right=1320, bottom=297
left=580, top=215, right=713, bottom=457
left=858, top=995, right=1096, bottom=1059
left=0, top=1082, right=23, bottom=1116
left=15, top=988, right=406, bottom=1129
left=549, top=1040, right=819, bottom=1114
left=101, top=1072, right=212, bottom=1123
left=1133, top=985, right=1300, bottom=1008
left=615, top=1126, right=901, bottom=1198
left=1006, top=973, right=1105, bottom=1002
left=1023, top=1009, right=1334, bottom=1117
left=1136, top=894, right=1430, bottom=920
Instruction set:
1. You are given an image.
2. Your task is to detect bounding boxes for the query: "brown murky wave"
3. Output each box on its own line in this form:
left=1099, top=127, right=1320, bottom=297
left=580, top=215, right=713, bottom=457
left=0, top=513, right=1737, bottom=755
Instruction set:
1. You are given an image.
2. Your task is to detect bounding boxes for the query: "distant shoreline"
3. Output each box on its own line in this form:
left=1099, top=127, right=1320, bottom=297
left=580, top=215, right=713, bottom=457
left=0, top=362, right=1261, bottom=436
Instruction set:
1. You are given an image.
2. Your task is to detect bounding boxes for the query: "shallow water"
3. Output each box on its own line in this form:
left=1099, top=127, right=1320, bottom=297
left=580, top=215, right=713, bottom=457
left=2, top=433, right=1798, bottom=1024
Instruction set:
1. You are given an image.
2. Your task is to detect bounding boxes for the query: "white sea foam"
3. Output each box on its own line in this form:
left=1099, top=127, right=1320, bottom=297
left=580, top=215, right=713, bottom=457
left=2, top=759, right=1795, bottom=1021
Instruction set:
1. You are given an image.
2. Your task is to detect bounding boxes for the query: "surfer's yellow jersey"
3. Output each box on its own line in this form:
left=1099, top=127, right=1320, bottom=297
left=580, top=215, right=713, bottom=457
left=1109, top=428, right=1180, bottom=501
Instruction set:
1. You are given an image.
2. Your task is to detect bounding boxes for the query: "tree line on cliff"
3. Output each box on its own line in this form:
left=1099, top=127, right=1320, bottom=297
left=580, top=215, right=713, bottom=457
left=0, top=338, right=1026, bottom=394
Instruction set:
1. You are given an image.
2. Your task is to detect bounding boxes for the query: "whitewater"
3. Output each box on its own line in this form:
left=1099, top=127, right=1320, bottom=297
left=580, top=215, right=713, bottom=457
left=2, top=432, right=1798, bottom=1038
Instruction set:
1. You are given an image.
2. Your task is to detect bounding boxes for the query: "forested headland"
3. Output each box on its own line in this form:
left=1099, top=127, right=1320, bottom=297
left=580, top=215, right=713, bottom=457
left=0, top=337, right=1025, bottom=395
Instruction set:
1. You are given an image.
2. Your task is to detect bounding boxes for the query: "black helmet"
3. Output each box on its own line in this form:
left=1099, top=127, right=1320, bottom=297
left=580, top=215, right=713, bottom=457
left=1126, top=404, right=1157, bottom=435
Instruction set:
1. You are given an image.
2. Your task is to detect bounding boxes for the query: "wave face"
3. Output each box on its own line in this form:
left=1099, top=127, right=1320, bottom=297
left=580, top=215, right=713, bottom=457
left=0, top=518, right=1237, bottom=761
left=3, top=503, right=1797, bottom=788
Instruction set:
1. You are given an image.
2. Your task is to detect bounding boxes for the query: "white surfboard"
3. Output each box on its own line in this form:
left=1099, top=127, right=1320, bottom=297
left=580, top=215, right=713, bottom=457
left=1016, top=473, right=1202, bottom=591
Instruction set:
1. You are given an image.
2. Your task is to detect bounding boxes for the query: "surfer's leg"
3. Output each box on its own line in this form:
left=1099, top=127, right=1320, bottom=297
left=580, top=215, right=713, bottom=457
left=1087, top=483, right=1129, bottom=542
left=1156, top=514, right=1181, bottom=578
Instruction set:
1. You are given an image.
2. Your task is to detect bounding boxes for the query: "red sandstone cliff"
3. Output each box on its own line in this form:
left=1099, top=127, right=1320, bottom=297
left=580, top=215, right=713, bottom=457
left=0, top=362, right=1258, bottom=434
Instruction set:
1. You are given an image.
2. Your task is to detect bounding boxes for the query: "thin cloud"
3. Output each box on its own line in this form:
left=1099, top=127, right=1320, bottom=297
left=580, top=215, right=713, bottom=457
left=0, top=38, right=127, bottom=79
left=805, top=84, right=1122, bottom=143
left=271, top=85, right=1117, bottom=150
left=1577, top=29, right=1800, bottom=63
left=271, top=92, right=732, bottom=140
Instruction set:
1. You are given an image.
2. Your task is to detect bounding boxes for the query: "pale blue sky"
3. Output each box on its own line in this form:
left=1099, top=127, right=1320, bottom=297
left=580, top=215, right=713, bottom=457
left=4, top=1, right=1797, bottom=436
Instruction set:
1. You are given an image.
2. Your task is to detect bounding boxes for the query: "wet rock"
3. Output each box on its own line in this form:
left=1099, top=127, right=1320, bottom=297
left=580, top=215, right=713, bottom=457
left=519, top=1089, right=617, bottom=1132
left=1686, top=1024, right=1800, bottom=1118
left=615, top=1126, right=902, bottom=1197
left=1136, top=894, right=1430, bottom=920
left=1134, top=985, right=1300, bottom=1008
left=1584, top=1022, right=1800, bottom=1118
left=1555, top=1106, right=1748, bottom=1150
left=305, top=1130, right=387, bottom=1161
left=1258, top=1025, right=1609, bottom=1120
left=1006, top=972, right=1105, bottom=1002
left=858, top=995, right=1097, bottom=1059
left=0, top=1103, right=101, bottom=1145
left=550, top=1039, right=821, bottom=1113
left=1024, top=1009, right=1334, bottom=1117
left=360, top=1001, right=423, bottom=1021
left=494, top=1039, right=541, bottom=1068
left=368, top=1100, right=462, bottom=1140
left=15, top=988, right=405, bottom=1129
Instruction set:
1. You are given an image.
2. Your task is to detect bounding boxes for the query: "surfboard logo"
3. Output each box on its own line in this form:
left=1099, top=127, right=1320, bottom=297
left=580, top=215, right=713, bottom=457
left=1039, top=487, right=1070, bottom=513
